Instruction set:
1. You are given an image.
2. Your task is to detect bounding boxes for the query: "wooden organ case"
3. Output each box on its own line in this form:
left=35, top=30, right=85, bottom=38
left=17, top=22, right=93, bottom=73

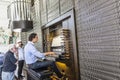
left=42, top=10, right=79, bottom=80
left=43, top=25, right=74, bottom=80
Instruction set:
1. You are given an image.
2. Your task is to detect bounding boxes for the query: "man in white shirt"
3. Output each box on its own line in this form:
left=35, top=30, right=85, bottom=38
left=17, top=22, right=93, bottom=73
left=24, top=33, right=63, bottom=78
left=16, top=40, right=24, bottom=79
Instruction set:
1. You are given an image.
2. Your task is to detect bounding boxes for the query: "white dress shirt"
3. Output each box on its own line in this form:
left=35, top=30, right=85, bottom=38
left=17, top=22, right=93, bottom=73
left=18, top=47, right=24, bottom=61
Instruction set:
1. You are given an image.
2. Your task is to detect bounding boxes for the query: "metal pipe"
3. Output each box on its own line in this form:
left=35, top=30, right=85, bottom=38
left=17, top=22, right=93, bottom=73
left=25, top=0, right=28, bottom=20
left=8, top=0, right=32, bottom=21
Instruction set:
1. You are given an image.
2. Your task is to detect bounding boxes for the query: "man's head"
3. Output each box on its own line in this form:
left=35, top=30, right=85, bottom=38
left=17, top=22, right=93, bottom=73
left=28, top=33, right=38, bottom=43
left=9, top=44, right=18, bottom=53
left=16, top=40, right=23, bottom=47
left=17, top=40, right=22, bottom=43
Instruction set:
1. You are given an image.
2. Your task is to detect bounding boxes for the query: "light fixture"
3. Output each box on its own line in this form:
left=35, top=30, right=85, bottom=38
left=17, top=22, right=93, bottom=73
left=12, top=20, right=33, bottom=32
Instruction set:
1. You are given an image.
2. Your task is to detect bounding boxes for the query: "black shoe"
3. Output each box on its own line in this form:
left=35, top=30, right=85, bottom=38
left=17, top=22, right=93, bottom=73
left=20, top=75, right=25, bottom=77
left=18, top=77, right=23, bottom=80
left=15, top=76, right=18, bottom=80
left=18, top=75, right=25, bottom=80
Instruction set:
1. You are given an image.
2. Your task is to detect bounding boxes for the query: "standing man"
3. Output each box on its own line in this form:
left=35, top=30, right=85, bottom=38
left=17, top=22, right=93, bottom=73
left=16, top=40, right=25, bottom=79
left=24, top=33, right=63, bottom=79
left=2, top=44, right=18, bottom=80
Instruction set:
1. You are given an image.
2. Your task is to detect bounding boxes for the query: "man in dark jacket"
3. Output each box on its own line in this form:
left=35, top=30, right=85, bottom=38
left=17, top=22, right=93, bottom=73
left=2, top=44, right=18, bottom=80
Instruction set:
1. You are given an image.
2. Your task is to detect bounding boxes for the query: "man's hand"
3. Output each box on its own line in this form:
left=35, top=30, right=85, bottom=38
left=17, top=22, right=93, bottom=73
left=45, top=52, right=55, bottom=56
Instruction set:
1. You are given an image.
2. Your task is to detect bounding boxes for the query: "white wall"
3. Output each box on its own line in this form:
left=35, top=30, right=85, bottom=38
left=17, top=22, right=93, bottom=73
left=0, top=1, right=11, bottom=52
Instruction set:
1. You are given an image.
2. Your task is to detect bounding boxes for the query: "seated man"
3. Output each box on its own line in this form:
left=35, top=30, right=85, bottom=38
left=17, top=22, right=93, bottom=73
left=24, top=33, right=63, bottom=78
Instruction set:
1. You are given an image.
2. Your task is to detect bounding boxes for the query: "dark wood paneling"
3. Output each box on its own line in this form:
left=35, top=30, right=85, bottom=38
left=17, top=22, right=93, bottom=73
left=75, top=0, right=120, bottom=79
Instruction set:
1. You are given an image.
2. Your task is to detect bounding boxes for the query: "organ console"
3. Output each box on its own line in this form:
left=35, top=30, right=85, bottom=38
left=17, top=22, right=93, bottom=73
left=42, top=25, right=74, bottom=79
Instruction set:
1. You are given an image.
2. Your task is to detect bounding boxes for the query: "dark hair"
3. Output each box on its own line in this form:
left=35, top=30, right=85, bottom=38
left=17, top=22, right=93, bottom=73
left=28, top=33, right=37, bottom=41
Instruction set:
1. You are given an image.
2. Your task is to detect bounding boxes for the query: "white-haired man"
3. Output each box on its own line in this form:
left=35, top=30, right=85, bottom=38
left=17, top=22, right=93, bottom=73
left=2, top=44, right=18, bottom=80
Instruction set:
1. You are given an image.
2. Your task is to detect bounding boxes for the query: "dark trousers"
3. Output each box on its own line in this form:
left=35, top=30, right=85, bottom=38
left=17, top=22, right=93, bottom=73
left=28, top=60, right=62, bottom=78
left=18, top=60, right=24, bottom=78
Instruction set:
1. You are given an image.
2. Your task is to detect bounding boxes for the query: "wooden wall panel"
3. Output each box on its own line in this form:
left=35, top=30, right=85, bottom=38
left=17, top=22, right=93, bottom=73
left=34, top=28, right=43, bottom=51
left=21, top=32, right=27, bottom=45
left=40, top=0, right=47, bottom=25
left=75, top=0, right=120, bottom=79
left=60, top=0, right=73, bottom=14
left=35, top=0, right=41, bottom=26
left=47, top=0, right=59, bottom=22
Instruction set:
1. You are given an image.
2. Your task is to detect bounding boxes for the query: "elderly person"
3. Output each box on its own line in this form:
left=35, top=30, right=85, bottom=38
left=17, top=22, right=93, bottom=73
left=2, top=44, right=18, bottom=80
